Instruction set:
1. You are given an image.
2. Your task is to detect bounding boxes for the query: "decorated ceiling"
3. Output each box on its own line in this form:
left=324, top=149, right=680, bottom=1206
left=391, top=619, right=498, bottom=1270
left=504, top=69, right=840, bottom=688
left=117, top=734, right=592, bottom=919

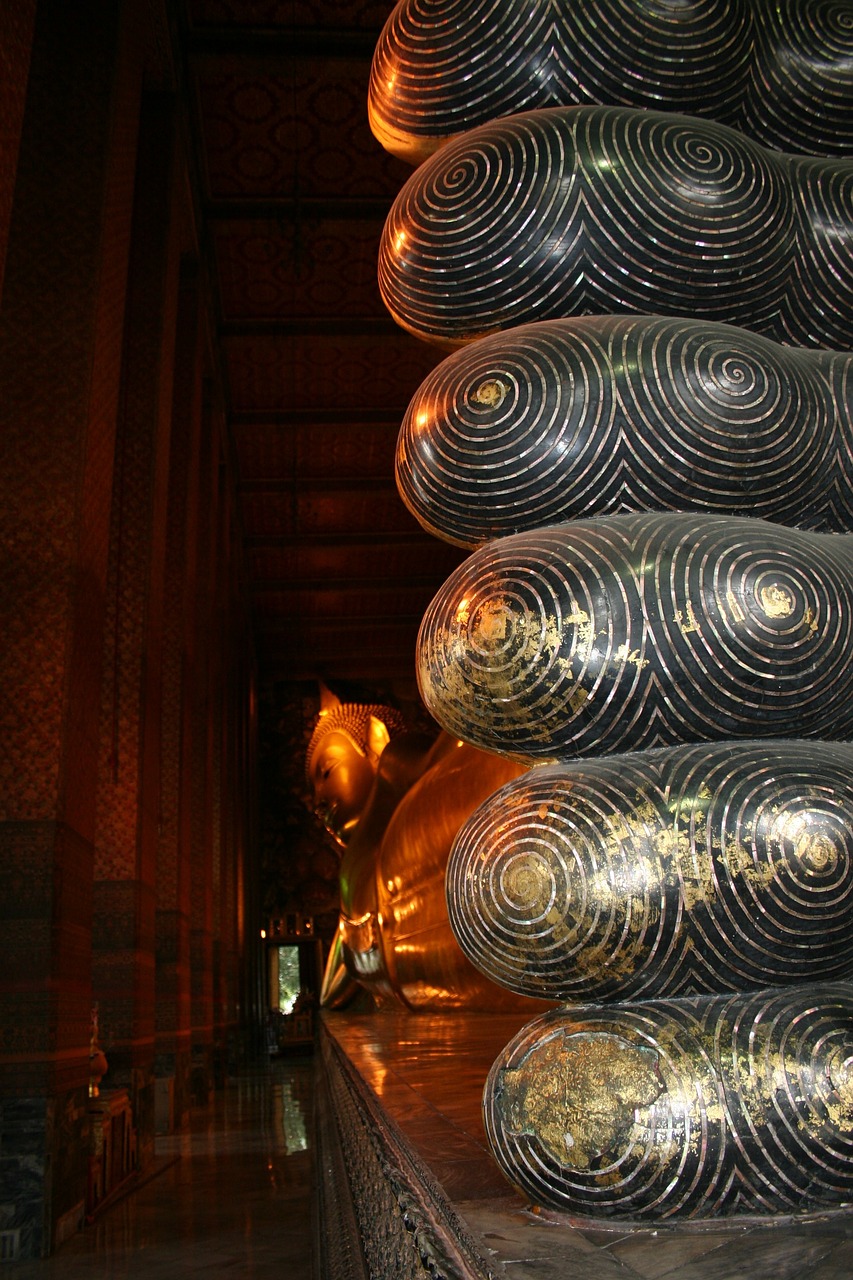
left=180, top=0, right=466, bottom=689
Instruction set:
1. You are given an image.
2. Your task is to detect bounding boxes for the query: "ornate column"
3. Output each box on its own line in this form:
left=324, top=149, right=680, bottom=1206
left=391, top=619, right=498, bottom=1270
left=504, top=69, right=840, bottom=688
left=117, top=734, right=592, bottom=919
left=91, top=87, right=182, bottom=1173
left=0, top=0, right=37, bottom=300
left=0, top=0, right=144, bottom=1257
left=154, top=258, right=204, bottom=1134
left=188, top=395, right=221, bottom=1104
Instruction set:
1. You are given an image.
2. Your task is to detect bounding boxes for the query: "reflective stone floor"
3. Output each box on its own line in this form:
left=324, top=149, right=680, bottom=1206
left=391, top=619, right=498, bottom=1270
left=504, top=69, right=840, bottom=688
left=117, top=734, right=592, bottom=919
left=324, top=1010, right=853, bottom=1280
left=11, top=1054, right=315, bottom=1279
left=12, top=1015, right=853, bottom=1279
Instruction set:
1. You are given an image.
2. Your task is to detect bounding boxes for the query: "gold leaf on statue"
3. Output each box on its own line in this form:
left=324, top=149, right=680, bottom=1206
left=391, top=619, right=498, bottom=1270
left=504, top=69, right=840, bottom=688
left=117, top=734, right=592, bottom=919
left=501, top=1032, right=663, bottom=1169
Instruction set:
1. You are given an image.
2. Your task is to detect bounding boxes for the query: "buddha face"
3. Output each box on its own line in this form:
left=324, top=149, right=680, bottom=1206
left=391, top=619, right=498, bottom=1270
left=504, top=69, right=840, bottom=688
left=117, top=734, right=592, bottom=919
left=309, top=729, right=377, bottom=844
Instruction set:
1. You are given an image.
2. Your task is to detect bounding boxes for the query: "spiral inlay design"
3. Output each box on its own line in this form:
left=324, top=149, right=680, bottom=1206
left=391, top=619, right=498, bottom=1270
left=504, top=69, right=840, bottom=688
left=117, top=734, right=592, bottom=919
left=396, top=316, right=853, bottom=547
left=742, top=0, right=853, bottom=157
left=483, top=984, right=853, bottom=1218
left=447, top=740, right=853, bottom=1001
left=378, top=106, right=853, bottom=350
left=374, top=0, right=853, bottom=1228
left=369, top=0, right=853, bottom=164
left=785, top=157, right=853, bottom=352
left=417, top=513, right=853, bottom=760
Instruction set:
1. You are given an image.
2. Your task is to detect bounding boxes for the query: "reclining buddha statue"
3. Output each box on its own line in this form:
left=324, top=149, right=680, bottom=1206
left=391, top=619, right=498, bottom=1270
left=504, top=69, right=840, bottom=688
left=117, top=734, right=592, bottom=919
left=403, top=369, right=853, bottom=1218
left=306, top=686, right=550, bottom=1014
left=352, top=0, right=853, bottom=1223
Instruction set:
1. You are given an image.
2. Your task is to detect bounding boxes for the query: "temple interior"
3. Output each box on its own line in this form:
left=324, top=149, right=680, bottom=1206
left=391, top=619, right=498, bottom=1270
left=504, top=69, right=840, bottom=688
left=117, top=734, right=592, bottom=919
left=3, top=0, right=853, bottom=1276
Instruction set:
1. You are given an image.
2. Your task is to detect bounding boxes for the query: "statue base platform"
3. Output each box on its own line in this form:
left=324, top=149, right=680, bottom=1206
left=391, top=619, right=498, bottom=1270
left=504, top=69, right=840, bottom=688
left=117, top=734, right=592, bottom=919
left=316, top=1010, right=853, bottom=1280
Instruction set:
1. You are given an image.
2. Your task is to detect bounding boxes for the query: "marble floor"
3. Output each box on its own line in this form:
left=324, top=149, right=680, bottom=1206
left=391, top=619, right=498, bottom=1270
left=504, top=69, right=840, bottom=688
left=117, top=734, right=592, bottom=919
left=323, top=1010, right=853, bottom=1280
left=11, top=1053, right=316, bottom=1279
left=11, top=1015, right=853, bottom=1279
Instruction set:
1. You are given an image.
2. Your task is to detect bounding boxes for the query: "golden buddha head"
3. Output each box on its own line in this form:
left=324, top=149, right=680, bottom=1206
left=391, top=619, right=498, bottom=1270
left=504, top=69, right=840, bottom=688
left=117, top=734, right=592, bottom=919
left=306, top=698, right=406, bottom=844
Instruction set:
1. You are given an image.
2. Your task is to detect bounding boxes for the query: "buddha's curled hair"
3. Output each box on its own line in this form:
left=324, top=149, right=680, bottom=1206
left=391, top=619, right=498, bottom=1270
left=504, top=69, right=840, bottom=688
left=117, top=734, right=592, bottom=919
left=305, top=703, right=407, bottom=784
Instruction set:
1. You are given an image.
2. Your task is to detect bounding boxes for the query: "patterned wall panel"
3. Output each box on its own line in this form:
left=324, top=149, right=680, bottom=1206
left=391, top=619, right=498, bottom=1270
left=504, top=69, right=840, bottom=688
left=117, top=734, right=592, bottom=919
left=0, top=817, right=96, bottom=1074
left=259, top=621, right=426, bottom=679
left=155, top=909, right=190, bottom=1061
left=196, top=57, right=408, bottom=199
left=239, top=487, right=425, bottom=537
left=223, top=332, right=443, bottom=413
left=189, top=411, right=221, bottom=1053
left=0, top=1, right=134, bottom=821
left=62, top=13, right=146, bottom=845
left=94, top=99, right=178, bottom=884
left=157, top=271, right=202, bottom=908
left=0, top=1, right=37, bottom=297
left=213, top=219, right=387, bottom=320
left=253, top=580, right=442, bottom=624
left=246, top=540, right=466, bottom=585
left=233, top=420, right=399, bottom=479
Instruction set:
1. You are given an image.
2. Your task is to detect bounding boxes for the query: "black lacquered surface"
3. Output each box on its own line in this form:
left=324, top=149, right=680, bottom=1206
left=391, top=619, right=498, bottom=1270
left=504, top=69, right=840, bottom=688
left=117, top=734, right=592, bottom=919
left=447, top=739, right=853, bottom=1001
left=369, top=0, right=853, bottom=164
left=417, top=513, right=853, bottom=760
left=378, top=107, right=853, bottom=350
left=483, top=984, right=853, bottom=1219
left=787, top=155, right=853, bottom=351
left=396, top=317, right=853, bottom=547
left=742, top=0, right=853, bottom=158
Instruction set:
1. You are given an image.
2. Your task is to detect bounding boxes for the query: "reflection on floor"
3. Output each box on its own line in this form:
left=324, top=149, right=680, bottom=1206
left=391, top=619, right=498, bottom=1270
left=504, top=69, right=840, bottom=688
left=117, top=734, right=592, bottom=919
left=323, top=1010, right=853, bottom=1280
left=10, top=1056, right=315, bottom=1279
left=12, top=1014, right=853, bottom=1279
